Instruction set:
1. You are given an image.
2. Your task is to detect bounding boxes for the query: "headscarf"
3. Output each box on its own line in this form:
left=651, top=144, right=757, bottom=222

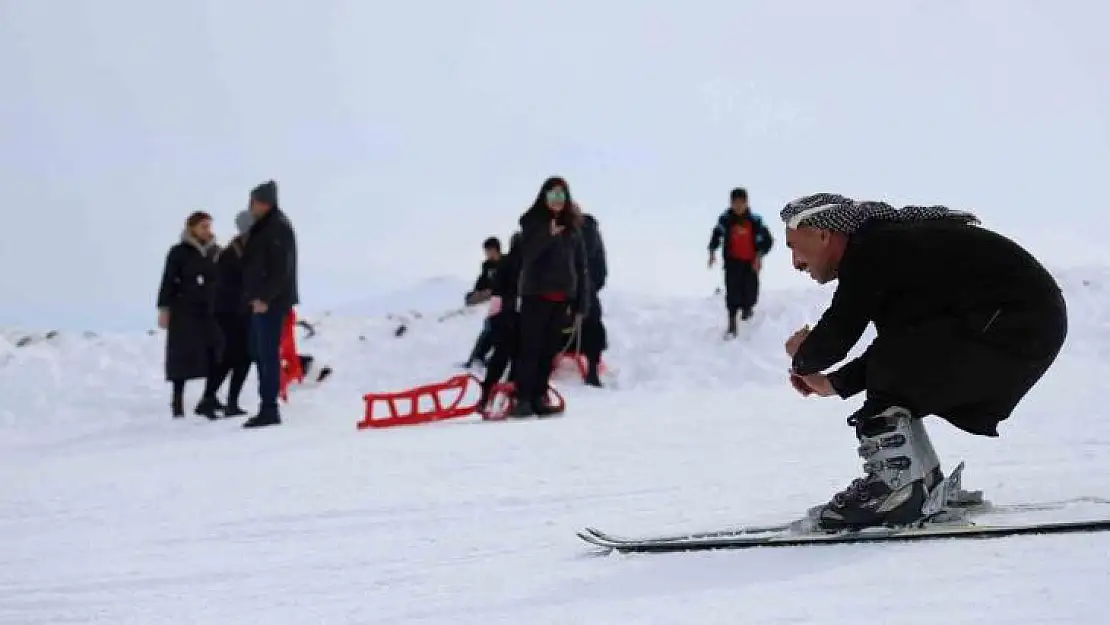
left=780, top=193, right=980, bottom=234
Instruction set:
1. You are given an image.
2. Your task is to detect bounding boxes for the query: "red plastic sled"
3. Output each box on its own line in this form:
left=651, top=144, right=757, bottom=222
left=551, top=352, right=606, bottom=381
left=479, top=382, right=566, bottom=421
left=358, top=373, right=483, bottom=429
left=279, top=309, right=305, bottom=402
left=357, top=374, right=567, bottom=429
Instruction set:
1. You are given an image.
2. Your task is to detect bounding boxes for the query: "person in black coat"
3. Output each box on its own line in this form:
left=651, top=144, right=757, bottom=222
left=461, top=236, right=502, bottom=368
left=510, top=176, right=590, bottom=417
left=156, top=211, right=222, bottom=418
left=201, top=209, right=255, bottom=417
left=476, top=231, right=522, bottom=412
left=577, top=213, right=608, bottom=386
left=708, top=188, right=773, bottom=336
left=240, top=180, right=299, bottom=429
left=780, top=193, right=1067, bottom=531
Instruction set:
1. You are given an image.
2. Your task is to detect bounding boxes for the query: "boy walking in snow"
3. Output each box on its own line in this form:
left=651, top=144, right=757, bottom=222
left=708, top=188, right=773, bottom=336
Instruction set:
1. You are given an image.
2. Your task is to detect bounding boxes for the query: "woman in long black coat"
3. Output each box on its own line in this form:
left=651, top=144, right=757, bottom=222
left=157, top=211, right=222, bottom=418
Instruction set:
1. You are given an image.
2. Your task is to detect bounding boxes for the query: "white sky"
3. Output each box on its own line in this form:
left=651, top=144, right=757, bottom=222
left=1, top=0, right=1107, bottom=330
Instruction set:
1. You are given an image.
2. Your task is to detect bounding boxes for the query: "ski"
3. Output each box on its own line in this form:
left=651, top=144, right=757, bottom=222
left=578, top=517, right=1110, bottom=553
left=580, top=496, right=1109, bottom=547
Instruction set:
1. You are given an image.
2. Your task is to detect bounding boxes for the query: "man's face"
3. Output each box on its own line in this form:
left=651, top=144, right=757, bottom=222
left=484, top=247, right=500, bottom=261
left=249, top=198, right=270, bottom=218
left=785, top=227, right=838, bottom=284
left=192, top=219, right=214, bottom=244
left=730, top=198, right=749, bottom=214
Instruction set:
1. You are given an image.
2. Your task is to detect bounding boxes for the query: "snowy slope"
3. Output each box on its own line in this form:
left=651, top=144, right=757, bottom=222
left=2, top=268, right=1110, bottom=624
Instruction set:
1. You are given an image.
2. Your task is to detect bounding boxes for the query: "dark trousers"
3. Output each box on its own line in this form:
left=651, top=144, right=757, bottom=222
left=480, top=311, right=519, bottom=399
left=249, top=306, right=288, bottom=412
left=207, top=311, right=252, bottom=406
left=513, top=297, right=569, bottom=405
left=724, top=260, right=759, bottom=316
left=579, top=296, right=607, bottom=360
left=850, top=293, right=1068, bottom=437
left=466, top=320, right=496, bottom=365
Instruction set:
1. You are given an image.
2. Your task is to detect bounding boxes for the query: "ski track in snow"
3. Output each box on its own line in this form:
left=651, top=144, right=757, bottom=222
left=1, top=267, right=1110, bottom=624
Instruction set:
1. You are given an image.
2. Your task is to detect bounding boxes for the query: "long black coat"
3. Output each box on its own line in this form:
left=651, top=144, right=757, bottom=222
left=792, top=218, right=1066, bottom=436
left=157, top=235, right=222, bottom=381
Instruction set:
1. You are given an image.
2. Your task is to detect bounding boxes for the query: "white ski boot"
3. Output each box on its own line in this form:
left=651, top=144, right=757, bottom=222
left=812, top=407, right=946, bottom=531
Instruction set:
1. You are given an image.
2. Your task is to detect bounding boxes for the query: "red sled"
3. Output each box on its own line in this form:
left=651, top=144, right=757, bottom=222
left=551, top=352, right=606, bottom=381
left=278, top=309, right=304, bottom=402
left=357, top=374, right=567, bottom=429
left=479, top=382, right=566, bottom=421
left=358, top=373, right=483, bottom=429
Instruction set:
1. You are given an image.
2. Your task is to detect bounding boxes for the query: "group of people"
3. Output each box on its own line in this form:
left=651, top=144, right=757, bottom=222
left=461, top=176, right=609, bottom=418
left=155, top=174, right=1072, bottom=533
left=156, top=180, right=299, bottom=429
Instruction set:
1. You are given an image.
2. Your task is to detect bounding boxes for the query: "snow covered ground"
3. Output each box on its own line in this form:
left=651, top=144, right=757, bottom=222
left=2, top=267, right=1110, bottom=624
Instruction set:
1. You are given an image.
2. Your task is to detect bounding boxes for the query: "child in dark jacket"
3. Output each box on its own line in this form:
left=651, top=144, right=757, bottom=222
left=477, top=231, right=522, bottom=412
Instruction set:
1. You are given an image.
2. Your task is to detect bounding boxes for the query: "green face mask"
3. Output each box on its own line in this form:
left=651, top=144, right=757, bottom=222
left=545, top=189, right=567, bottom=204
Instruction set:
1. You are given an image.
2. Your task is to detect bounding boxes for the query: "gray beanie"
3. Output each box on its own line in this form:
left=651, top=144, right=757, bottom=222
left=235, top=210, right=254, bottom=235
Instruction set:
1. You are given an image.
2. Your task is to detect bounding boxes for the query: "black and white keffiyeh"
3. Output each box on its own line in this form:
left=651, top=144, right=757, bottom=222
left=780, top=193, right=980, bottom=234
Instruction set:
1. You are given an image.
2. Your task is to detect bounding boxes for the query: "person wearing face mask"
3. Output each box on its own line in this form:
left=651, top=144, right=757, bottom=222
left=510, top=176, right=590, bottom=418
left=156, top=211, right=223, bottom=419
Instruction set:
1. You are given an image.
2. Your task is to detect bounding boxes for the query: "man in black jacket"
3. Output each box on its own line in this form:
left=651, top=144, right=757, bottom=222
left=781, top=193, right=1066, bottom=531
left=240, top=180, right=299, bottom=428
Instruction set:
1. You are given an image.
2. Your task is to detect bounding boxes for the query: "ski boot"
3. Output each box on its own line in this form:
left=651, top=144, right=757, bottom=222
left=812, top=406, right=944, bottom=531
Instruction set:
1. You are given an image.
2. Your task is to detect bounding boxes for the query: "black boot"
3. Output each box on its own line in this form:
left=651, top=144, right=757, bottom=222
left=509, top=398, right=536, bottom=418
left=243, top=406, right=282, bottom=428
left=740, top=307, right=753, bottom=320
left=584, top=356, right=603, bottom=387
left=223, top=404, right=248, bottom=417
left=171, top=380, right=185, bottom=418
left=725, top=313, right=738, bottom=338
left=195, top=396, right=221, bottom=420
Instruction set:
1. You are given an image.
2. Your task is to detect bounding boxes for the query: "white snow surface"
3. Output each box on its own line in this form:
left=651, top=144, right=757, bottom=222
left=3, top=267, right=1110, bottom=624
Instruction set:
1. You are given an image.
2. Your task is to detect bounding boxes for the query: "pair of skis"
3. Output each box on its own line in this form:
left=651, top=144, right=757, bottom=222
left=577, top=464, right=1110, bottom=553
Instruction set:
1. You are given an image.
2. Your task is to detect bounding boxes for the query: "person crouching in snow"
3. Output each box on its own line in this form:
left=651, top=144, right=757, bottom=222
left=461, top=236, right=502, bottom=368
left=156, top=211, right=223, bottom=418
left=201, top=209, right=254, bottom=417
left=780, top=193, right=1066, bottom=531
left=708, top=187, right=773, bottom=337
left=476, top=231, right=522, bottom=413
left=510, top=176, right=590, bottom=418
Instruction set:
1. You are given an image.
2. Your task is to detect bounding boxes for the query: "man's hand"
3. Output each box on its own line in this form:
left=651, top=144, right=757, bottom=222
left=753, top=255, right=762, bottom=272
left=789, top=373, right=836, bottom=397
left=708, top=252, right=717, bottom=268
left=785, top=325, right=810, bottom=357
left=550, top=220, right=565, bottom=236
left=251, top=299, right=269, bottom=314
left=157, top=309, right=169, bottom=329
left=466, top=289, right=492, bottom=306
